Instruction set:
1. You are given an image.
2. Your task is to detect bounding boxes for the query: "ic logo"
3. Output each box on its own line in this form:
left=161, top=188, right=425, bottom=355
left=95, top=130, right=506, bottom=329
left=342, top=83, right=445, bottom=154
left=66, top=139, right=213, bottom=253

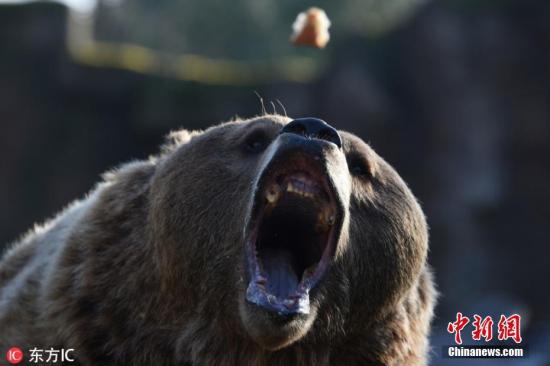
left=6, top=347, right=23, bottom=364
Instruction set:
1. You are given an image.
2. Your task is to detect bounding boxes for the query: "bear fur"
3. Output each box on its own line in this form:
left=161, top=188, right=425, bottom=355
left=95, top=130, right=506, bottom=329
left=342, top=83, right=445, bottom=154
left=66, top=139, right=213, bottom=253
left=0, top=114, right=436, bottom=365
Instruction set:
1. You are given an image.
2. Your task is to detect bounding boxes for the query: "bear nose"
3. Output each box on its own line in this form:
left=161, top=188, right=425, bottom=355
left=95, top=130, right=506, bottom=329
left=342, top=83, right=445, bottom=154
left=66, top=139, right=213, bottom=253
left=280, top=118, right=342, bottom=148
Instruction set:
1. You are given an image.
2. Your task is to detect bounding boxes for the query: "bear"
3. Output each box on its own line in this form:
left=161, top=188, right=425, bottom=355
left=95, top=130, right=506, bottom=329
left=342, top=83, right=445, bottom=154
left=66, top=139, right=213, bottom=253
left=0, top=114, right=435, bottom=365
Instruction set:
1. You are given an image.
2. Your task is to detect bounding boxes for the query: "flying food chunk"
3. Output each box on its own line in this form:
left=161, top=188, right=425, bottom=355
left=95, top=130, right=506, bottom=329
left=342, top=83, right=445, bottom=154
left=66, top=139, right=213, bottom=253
left=291, top=7, right=331, bottom=49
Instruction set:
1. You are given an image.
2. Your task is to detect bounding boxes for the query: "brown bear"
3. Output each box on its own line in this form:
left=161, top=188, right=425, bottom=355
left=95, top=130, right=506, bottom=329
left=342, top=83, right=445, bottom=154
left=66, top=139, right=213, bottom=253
left=0, top=114, right=435, bottom=365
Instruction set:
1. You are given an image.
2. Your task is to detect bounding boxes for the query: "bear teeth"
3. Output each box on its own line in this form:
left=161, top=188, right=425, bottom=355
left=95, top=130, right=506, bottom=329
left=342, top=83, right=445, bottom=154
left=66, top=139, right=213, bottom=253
left=301, top=266, right=317, bottom=281
left=283, top=298, right=297, bottom=308
left=256, top=275, right=268, bottom=285
left=265, top=175, right=322, bottom=205
left=286, top=178, right=317, bottom=199
left=265, top=184, right=281, bottom=204
left=317, top=205, right=336, bottom=229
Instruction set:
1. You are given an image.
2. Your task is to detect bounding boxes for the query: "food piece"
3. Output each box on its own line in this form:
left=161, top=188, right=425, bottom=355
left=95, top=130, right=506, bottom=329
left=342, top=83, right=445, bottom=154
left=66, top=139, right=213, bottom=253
left=290, top=7, right=331, bottom=49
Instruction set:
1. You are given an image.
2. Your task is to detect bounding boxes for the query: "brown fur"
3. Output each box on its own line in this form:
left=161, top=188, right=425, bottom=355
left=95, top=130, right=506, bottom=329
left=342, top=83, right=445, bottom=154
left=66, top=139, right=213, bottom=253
left=0, top=115, right=436, bottom=365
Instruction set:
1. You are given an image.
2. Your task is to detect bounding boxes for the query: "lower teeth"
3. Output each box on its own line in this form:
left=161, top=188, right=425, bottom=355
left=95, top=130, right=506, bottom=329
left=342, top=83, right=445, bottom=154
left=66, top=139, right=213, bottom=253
left=301, top=266, right=316, bottom=281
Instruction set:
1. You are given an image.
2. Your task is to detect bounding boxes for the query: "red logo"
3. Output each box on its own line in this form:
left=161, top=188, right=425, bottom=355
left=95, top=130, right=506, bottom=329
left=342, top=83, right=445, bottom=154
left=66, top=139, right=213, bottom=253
left=498, top=314, right=522, bottom=343
left=447, top=312, right=470, bottom=344
left=6, top=347, right=23, bottom=364
left=472, top=314, right=494, bottom=342
left=448, top=313, right=523, bottom=345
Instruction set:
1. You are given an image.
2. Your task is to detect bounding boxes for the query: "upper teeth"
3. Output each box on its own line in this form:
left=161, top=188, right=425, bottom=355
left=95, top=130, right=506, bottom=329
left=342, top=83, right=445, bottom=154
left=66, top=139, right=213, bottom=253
left=265, top=185, right=281, bottom=204
left=265, top=175, right=321, bottom=205
left=286, top=180, right=315, bottom=198
left=317, top=204, right=336, bottom=229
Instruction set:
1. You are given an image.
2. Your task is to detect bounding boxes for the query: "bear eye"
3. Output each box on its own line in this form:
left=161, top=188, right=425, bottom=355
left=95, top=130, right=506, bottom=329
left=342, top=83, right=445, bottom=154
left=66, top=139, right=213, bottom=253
left=347, top=154, right=373, bottom=179
left=243, top=130, right=270, bottom=154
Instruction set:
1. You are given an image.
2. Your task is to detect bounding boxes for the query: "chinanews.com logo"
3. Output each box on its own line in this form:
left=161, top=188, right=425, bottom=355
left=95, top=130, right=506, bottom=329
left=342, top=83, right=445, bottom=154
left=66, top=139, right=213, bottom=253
left=444, top=312, right=526, bottom=358
left=5, top=347, right=75, bottom=364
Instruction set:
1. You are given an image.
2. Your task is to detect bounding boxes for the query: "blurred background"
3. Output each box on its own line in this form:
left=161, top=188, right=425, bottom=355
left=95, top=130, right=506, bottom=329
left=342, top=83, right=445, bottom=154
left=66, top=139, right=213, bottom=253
left=0, top=0, right=549, bottom=364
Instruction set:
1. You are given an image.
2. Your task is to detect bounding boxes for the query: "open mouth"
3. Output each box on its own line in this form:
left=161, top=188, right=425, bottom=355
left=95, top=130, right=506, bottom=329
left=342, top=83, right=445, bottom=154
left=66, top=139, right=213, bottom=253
left=245, top=152, right=342, bottom=315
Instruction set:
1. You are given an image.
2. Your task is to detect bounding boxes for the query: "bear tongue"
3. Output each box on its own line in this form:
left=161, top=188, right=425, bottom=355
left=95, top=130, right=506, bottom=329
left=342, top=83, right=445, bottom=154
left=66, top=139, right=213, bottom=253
left=262, top=249, right=299, bottom=299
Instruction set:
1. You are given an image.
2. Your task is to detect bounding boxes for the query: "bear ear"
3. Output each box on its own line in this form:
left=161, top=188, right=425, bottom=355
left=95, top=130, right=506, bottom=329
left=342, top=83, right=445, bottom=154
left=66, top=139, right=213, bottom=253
left=161, top=128, right=201, bottom=154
